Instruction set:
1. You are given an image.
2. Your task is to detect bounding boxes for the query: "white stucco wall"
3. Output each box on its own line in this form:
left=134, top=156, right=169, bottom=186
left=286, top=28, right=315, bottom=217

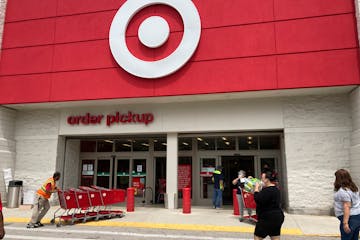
left=350, top=87, right=360, bottom=185
left=283, top=95, right=351, bottom=214
left=0, top=106, right=16, bottom=201
left=60, top=98, right=284, bottom=135
left=14, top=110, right=61, bottom=201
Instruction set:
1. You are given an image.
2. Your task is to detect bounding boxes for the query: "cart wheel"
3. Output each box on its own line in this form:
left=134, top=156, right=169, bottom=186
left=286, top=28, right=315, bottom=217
left=56, top=223, right=61, bottom=227
left=50, top=219, right=55, bottom=224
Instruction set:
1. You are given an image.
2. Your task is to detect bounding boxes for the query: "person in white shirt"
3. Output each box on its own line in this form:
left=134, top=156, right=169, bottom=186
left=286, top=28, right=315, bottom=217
left=334, top=169, right=360, bottom=240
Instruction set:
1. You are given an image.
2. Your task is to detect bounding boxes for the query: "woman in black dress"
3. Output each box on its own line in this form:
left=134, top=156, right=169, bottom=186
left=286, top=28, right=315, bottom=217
left=253, top=171, right=284, bottom=240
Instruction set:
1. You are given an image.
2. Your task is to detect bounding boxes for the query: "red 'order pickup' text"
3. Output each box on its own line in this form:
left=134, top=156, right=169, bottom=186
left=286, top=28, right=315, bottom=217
left=67, top=112, right=154, bottom=127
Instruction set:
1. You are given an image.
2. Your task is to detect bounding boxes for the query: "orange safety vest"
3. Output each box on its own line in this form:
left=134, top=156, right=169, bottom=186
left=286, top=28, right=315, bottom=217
left=36, top=177, right=56, bottom=199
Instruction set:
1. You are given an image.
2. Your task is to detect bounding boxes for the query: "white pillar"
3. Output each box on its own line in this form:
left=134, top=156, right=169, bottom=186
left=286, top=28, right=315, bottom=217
left=350, top=87, right=360, bottom=185
left=166, top=133, right=178, bottom=209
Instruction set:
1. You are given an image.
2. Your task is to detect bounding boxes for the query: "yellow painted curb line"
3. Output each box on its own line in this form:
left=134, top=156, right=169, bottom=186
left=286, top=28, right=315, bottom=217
left=82, top=221, right=257, bottom=233
left=5, top=217, right=301, bottom=235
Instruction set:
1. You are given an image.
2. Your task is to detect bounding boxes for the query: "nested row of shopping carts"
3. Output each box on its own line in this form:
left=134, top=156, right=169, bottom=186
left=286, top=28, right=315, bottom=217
left=51, top=186, right=126, bottom=227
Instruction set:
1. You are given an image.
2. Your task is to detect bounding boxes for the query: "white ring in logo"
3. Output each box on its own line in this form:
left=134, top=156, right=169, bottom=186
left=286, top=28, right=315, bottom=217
left=109, top=0, right=201, bottom=79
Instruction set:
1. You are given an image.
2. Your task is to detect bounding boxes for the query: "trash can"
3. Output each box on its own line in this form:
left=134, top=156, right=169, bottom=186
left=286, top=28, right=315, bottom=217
left=7, top=180, right=23, bottom=208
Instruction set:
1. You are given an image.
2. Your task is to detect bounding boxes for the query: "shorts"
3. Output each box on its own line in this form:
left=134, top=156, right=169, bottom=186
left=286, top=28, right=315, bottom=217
left=254, top=211, right=284, bottom=238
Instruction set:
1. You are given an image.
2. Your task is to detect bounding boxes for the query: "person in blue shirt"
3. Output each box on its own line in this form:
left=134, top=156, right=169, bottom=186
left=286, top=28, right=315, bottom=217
left=212, top=166, right=224, bottom=209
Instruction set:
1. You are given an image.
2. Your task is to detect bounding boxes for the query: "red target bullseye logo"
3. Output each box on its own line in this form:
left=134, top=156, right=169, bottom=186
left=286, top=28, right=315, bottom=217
left=109, top=0, right=201, bottom=79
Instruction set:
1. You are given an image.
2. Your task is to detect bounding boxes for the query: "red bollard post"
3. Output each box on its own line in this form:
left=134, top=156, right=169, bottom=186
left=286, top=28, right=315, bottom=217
left=182, top=187, right=191, bottom=214
left=127, top=187, right=135, bottom=212
left=233, top=188, right=239, bottom=215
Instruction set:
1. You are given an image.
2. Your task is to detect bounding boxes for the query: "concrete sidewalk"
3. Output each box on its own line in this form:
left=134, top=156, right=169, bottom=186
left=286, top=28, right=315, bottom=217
left=2, top=205, right=340, bottom=237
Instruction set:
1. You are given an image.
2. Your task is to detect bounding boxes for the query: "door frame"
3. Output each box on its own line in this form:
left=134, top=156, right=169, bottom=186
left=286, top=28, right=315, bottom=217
left=197, top=155, right=220, bottom=205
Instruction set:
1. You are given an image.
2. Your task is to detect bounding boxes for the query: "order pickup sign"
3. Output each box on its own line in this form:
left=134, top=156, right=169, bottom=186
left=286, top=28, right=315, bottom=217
left=67, top=111, right=154, bottom=127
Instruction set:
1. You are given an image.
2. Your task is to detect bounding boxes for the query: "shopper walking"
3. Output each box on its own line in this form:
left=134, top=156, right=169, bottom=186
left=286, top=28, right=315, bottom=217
left=253, top=170, right=284, bottom=240
left=334, top=169, right=360, bottom=240
left=212, top=166, right=224, bottom=209
left=27, top=171, right=61, bottom=228
left=232, top=170, right=246, bottom=219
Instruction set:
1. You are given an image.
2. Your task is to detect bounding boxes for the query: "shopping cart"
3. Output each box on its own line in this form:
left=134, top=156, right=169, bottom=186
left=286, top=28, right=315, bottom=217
left=52, top=189, right=86, bottom=226
left=52, top=186, right=125, bottom=226
left=89, top=185, right=125, bottom=218
left=70, top=188, right=99, bottom=222
left=240, top=189, right=258, bottom=223
left=79, top=186, right=125, bottom=218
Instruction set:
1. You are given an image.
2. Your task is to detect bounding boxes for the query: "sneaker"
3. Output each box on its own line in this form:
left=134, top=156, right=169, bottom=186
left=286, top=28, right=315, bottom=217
left=26, top=223, right=38, bottom=228
left=35, top=222, right=44, bottom=227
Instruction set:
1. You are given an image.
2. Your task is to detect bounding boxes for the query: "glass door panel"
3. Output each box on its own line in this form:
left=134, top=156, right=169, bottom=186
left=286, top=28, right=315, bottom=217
left=178, top=156, right=192, bottom=199
left=132, top=159, right=146, bottom=198
left=260, top=157, right=276, bottom=173
left=155, top=157, right=166, bottom=203
left=116, top=159, right=130, bottom=189
left=81, top=159, right=95, bottom=186
left=259, top=157, right=279, bottom=184
left=97, top=159, right=111, bottom=188
left=221, top=156, right=254, bottom=205
left=200, top=157, right=217, bottom=199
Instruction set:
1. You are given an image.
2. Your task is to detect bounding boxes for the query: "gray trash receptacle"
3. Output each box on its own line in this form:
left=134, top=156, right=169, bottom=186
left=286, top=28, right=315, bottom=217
left=7, top=180, right=23, bottom=208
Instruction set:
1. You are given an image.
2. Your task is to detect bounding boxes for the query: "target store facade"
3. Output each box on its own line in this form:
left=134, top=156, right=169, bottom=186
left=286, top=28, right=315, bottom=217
left=0, top=0, right=360, bottom=214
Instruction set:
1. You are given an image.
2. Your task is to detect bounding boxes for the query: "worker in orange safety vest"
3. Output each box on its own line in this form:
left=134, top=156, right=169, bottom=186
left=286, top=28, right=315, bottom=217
left=27, top=172, right=61, bottom=228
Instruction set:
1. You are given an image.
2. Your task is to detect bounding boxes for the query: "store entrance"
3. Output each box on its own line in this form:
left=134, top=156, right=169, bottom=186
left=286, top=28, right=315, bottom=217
left=221, top=155, right=255, bottom=205
left=155, top=157, right=166, bottom=204
left=80, top=157, right=147, bottom=198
